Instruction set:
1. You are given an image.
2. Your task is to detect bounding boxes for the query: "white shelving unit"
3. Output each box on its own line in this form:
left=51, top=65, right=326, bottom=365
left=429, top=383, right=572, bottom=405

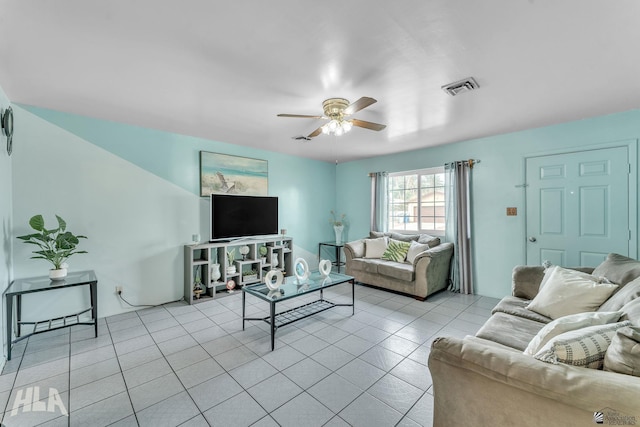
left=184, top=236, right=293, bottom=304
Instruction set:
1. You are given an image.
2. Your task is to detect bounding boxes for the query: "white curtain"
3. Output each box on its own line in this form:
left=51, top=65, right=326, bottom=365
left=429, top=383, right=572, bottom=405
left=370, top=172, right=388, bottom=232
left=445, top=161, right=473, bottom=294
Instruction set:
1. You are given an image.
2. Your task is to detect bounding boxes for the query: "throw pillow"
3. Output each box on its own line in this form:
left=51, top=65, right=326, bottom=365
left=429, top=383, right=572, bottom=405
left=620, top=297, right=640, bottom=323
left=526, top=266, right=618, bottom=319
left=364, top=237, right=388, bottom=258
left=599, top=276, right=640, bottom=312
left=389, top=232, right=420, bottom=242
left=406, top=241, right=430, bottom=264
left=523, top=311, right=622, bottom=356
left=603, top=326, right=640, bottom=376
left=592, top=253, right=640, bottom=286
left=538, top=265, right=557, bottom=290
left=369, top=231, right=389, bottom=239
left=381, top=239, right=411, bottom=262
left=417, top=234, right=440, bottom=247
left=538, top=266, right=601, bottom=291
left=534, top=321, right=632, bottom=369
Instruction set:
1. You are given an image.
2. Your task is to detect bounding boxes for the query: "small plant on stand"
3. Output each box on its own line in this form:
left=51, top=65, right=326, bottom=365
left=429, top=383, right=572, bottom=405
left=16, top=214, right=88, bottom=280
left=242, top=269, right=258, bottom=282
left=226, top=248, right=237, bottom=274
left=259, top=246, right=268, bottom=264
left=193, top=268, right=204, bottom=299
left=329, top=210, right=347, bottom=227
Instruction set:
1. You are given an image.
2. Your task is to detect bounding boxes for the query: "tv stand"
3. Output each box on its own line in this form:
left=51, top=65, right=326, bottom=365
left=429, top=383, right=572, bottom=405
left=184, top=236, right=293, bottom=304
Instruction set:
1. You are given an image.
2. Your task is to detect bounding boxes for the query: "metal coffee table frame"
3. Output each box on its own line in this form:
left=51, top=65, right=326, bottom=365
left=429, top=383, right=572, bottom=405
left=242, top=271, right=355, bottom=350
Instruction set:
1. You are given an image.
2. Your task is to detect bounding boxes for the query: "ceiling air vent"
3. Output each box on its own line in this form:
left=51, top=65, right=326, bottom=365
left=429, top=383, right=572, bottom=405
left=292, top=135, right=312, bottom=141
left=441, top=77, right=479, bottom=96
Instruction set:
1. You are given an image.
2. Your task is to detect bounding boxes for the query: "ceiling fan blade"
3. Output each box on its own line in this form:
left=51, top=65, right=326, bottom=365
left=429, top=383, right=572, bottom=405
left=344, top=97, right=377, bottom=115
left=277, top=114, right=325, bottom=119
left=351, top=119, right=386, bottom=131
left=307, top=127, right=324, bottom=138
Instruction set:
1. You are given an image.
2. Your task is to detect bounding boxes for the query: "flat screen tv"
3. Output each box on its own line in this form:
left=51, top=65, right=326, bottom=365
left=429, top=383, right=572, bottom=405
left=210, top=194, right=278, bottom=241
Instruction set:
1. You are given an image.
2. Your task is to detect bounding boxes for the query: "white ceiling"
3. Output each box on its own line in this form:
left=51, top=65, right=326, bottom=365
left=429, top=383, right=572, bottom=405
left=1, top=1, right=639, bottom=163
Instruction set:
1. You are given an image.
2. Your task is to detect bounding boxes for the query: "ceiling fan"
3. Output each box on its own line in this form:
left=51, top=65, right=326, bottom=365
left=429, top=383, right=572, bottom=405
left=278, top=97, right=386, bottom=139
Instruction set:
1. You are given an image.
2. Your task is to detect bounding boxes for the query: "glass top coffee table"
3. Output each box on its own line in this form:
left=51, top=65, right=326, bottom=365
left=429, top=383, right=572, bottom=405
left=242, top=271, right=355, bottom=350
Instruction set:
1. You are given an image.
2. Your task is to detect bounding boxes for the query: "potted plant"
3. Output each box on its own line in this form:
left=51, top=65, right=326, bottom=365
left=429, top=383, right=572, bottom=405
left=259, top=246, right=268, bottom=264
left=226, top=248, right=236, bottom=274
left=329, top=210, right=347, bottom=245
left=16, top=214, right=88, bottom=280
left=242, top=269, right=258, bottom=281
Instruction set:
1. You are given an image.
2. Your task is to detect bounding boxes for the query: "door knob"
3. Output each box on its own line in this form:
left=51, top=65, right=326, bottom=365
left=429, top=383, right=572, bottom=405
left=528, top=237, right=537, bottom=242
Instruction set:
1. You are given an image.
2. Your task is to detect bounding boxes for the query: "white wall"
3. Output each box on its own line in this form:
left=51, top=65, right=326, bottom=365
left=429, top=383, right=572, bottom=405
left=12, top=107, right=201, bottom=319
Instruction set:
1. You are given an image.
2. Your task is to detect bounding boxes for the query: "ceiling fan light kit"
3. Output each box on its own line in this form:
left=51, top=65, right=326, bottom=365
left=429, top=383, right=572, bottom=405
left=278, top=96, right=386, bottom=140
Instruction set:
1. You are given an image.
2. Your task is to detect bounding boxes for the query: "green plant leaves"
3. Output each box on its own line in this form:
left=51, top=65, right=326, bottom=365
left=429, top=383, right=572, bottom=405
left=55, top=215, right=67, bottom=232
left=29, top=215, right=45, bottom=232
left=17, top=214, right=87, bottom=269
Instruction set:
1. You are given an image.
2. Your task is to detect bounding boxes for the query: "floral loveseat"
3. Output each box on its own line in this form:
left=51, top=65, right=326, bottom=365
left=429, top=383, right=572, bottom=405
left=428, top=253, right=640, bottom=427
left=344, top=232, right=453, bottom=300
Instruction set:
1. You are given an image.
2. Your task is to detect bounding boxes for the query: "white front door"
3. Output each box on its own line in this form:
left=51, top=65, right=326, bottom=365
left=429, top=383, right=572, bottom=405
left=526, top=146, right=631, bottom=267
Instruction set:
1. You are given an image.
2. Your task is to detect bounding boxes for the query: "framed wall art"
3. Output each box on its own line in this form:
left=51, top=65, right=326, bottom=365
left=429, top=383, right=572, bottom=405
left=200, top=151, right=268, bottom=197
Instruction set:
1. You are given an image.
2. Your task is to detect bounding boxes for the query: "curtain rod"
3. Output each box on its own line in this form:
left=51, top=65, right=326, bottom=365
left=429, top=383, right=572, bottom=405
left=368, top=159, right=481, bottom=176
left=448, top=159, right=481, bottom=169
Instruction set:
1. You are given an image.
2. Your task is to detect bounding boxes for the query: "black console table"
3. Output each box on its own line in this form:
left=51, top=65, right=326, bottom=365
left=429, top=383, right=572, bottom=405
left=318, top=241, right=345, bottom=273
left=4, top=270, right=98, bottom=360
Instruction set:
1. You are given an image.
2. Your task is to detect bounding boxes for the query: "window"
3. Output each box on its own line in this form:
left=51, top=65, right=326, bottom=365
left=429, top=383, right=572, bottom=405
left=388, top=167, right=445, bottom=235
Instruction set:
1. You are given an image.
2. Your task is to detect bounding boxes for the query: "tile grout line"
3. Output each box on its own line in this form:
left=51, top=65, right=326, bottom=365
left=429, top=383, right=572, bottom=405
left=2, top=285, right=471, bottom=426
left=102, top=318, right=141, bottom=427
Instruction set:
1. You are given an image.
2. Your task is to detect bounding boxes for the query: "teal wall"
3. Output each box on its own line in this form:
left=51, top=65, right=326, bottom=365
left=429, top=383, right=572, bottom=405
left=11, top=106, right=336, bottom=319
left=337, top=110, right=640, bottom=298
left=8, top=99, right=640, bottom=318
left=19, top=105, right=336, bottom=253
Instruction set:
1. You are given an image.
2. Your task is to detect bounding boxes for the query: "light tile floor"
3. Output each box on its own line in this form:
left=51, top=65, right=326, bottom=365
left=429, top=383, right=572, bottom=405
left=0, top=283, right=499, bottom=427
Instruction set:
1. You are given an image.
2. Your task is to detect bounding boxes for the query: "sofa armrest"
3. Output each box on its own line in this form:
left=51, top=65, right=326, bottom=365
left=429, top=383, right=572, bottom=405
left=413, top=242, right=453, bottom=267
left=413, top=242, right=454, bottom=296
left=344, top=239, right=365, bottom=260
left=429, top=335, right=640, bottom=427
left=511, top=265, right=545, bottom=299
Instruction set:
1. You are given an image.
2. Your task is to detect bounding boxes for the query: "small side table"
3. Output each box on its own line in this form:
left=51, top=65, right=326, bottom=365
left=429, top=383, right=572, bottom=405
left=3, top=270, right=98, bottom=360
left=318, top=242, right=345, bottom=273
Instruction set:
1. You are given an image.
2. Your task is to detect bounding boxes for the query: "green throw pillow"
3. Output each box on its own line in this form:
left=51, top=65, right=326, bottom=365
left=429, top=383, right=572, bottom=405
left=381, top=239, right=411, bottom=262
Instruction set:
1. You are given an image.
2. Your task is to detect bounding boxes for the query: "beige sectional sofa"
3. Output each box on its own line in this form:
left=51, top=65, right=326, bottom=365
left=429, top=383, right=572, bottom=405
left=428, top=253, right=640, bottom=427
left=344, top=232, right=453, bottom=300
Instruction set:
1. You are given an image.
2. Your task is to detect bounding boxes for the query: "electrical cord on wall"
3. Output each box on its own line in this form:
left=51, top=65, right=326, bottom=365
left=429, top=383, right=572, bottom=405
left=116, top=290, right=182, bottom=308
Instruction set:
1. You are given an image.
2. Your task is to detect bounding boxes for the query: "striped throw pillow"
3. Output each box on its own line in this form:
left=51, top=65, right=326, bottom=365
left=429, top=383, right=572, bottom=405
left=534, top=321, right=632, bottom=369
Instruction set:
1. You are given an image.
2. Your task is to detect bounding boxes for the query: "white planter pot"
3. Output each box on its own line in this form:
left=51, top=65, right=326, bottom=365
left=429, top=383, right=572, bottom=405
left=49, top=268, right=67, bottom=280
left=227, top=265, right=237, bottom=275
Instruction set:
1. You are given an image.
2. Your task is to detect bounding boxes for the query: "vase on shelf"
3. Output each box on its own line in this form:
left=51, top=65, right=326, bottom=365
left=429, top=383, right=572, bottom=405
left=271, top=254, right=279, bottom=268
left=333, top=225, right=344, bottom=245
left=210, top=264, right=221, bottom=288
